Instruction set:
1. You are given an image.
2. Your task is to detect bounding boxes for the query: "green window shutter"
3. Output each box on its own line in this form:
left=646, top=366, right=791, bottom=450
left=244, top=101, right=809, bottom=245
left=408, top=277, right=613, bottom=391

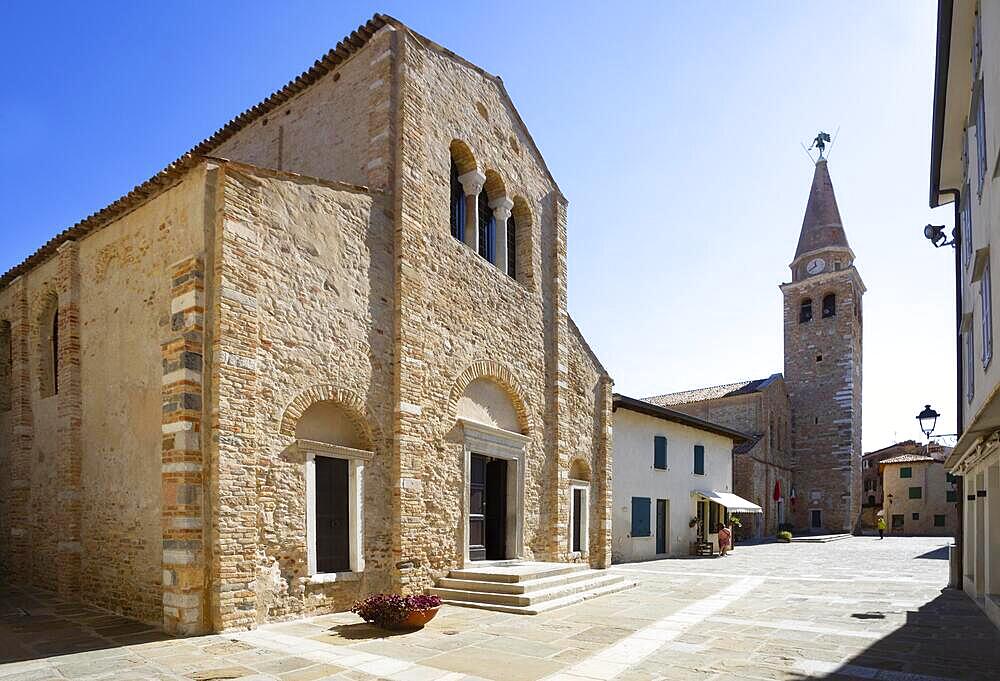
left=654, top=436, right=667, bottom=470
left=908, top=486, right=922, bottom=499
left=947, top=490, right=958, bottom=503
left=934, top=515, right=946, bottom=527
left=694, top=445, right=705, bottom=475
left=631, top=497, right=651, bottom=537
left=900, top=467, right=912, bottom=478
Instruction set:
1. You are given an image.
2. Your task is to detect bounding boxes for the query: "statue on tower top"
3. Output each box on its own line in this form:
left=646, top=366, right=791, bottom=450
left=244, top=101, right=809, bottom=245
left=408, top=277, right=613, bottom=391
left=809, top=131, right=833, bottom=160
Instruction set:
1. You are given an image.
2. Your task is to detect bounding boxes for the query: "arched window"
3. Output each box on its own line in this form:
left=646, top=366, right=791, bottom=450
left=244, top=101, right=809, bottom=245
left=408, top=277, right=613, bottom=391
left=822, top=293, right=836, bottom=318
left=39, top=297, right=58, bottom=398
left=506, top=215, right=516, bottom=279
left=0, top=320, right=11, bottom=412
left=450, top=159, right=465, bottom=241
left=478, top=189, right=494, bottom=263
left=799, top=298, right=813, bottom=323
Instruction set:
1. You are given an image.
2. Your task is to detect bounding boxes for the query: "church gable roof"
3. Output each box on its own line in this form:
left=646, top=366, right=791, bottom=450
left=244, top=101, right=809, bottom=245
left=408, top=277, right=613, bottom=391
left=794, top=159, right=851, bottom=260
left=645, top=373, right=782, bottom=407
left=1, top=14, right=390, bottom=287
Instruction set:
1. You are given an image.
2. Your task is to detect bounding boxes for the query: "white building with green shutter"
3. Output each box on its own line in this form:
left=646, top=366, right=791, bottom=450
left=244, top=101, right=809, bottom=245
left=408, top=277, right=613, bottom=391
left=611, top=395, right=759, bottom=561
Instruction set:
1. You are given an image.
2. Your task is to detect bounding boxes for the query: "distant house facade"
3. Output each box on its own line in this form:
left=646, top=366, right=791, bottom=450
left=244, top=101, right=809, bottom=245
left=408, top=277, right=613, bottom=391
left=611, top=395, right=757, bottom=561
left=928, top=0, right=1000, bottom=629
left=647, top=375, right=792, bottom=538
left=865, top=442, right=956, bottom=537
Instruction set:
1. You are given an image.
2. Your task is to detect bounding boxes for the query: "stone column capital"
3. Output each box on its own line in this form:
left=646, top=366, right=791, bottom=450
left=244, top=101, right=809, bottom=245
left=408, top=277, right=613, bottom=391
left=457, top=169, right=486, bottom=196
left=489, top=196, right=514, bottom=222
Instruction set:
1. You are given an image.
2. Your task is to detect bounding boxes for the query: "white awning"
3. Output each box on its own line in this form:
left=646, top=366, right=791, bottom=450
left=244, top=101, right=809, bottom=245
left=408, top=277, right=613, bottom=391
left=693, top=490, right=763, bottom=513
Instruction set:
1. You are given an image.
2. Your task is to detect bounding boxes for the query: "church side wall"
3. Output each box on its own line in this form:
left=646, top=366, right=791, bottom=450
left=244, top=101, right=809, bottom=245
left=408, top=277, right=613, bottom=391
left=0, top=169, right=209, bottom=625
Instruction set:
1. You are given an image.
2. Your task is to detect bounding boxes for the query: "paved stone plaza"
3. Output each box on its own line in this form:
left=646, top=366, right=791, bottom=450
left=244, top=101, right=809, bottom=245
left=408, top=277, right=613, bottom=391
left=1, top=537, right=998, bottom=681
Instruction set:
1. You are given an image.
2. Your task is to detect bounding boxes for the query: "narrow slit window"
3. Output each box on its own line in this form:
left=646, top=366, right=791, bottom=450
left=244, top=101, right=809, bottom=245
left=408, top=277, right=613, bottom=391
left=449, top=159, right=465, bottom=241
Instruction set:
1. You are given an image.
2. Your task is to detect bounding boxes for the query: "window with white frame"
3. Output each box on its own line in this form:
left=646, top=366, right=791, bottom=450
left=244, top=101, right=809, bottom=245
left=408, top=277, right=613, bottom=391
left=967, top=330, right=976, bottom=403
left=982, top=261, right=993, bottom=367
left=975, top=81, right=987, bottom=200
left=962, top=184, right=973, bottom=270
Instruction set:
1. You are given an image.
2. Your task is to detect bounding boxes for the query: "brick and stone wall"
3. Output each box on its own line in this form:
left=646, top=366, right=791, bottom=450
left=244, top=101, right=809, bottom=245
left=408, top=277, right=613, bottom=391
left=0, top=20, right=612, bottom=634
left=782, top=268, right=864, bottom=533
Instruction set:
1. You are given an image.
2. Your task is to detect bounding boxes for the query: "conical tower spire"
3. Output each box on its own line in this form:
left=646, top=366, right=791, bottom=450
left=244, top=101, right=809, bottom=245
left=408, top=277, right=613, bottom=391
left=794, top=159, right=851, bottom=260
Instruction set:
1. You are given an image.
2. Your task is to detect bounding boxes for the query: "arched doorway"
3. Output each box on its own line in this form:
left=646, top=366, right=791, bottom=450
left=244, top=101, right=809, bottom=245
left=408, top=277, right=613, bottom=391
left=454, top=375, right=529, bottom=563
left=568, top=459, right=591, bottom=556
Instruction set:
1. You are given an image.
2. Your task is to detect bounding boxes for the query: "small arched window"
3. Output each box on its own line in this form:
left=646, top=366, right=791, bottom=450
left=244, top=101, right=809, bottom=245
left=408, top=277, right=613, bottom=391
left=450, top=159, right=465, bottom=241
left=478, top=189, right=494, bottom=263
left=39, top=297, right=59, bottom=398
left=799, top=298, right=813, bottom=323
left=822, top=293, right=836, bottom=318
left=0, top=320, right=11, bottom=411
left=506, top=215, right=517, bottom=279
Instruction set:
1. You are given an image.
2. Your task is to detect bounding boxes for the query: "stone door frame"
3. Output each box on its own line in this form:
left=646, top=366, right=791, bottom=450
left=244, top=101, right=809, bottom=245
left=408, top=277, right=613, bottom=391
left=458, top=418, right=529, bottom=565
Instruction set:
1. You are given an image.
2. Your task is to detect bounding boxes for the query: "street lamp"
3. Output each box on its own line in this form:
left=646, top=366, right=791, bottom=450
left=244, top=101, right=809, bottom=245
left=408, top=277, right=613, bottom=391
left=917, top=404, right=940, bottom=439
left=923, top=224, right=955, bottom=248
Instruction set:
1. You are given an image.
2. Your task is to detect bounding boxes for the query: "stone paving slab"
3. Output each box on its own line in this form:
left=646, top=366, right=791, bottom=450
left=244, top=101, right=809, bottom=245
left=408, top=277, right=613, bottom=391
left=2, top=537, right=1000, bottom=680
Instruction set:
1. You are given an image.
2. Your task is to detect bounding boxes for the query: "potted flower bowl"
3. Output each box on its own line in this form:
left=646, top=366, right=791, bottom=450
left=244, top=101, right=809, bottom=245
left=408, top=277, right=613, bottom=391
left=351, top=594, right=443, bottom=630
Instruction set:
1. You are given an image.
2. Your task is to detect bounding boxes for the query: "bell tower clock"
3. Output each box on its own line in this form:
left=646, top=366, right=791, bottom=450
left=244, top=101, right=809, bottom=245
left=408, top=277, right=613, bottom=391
left=780, top=157, right=864, bottom=534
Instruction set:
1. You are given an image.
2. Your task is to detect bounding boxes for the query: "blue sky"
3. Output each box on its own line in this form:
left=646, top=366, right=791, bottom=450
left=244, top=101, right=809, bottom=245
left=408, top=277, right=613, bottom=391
left=1, top=1, right=952, bottom=450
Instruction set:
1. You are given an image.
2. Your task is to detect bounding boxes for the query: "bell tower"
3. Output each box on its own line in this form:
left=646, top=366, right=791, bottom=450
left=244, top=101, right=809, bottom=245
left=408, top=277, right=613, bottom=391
left=781, top=157, right=864, bottom=533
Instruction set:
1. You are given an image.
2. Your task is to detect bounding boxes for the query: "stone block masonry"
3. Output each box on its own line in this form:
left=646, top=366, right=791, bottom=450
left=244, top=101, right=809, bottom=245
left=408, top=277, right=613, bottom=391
left=161, top=255, right=206, bottom=635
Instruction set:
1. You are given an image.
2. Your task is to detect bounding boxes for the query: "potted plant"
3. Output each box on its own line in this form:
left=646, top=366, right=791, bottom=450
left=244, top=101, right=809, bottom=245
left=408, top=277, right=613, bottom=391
left=351, top=594, right=443, bottom=630
left=777, top=530, right=793, bottom=543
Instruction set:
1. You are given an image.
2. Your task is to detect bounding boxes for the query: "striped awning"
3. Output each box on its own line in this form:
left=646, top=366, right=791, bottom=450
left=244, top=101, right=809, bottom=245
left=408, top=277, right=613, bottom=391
left=693, top=490, right=763, bottom=514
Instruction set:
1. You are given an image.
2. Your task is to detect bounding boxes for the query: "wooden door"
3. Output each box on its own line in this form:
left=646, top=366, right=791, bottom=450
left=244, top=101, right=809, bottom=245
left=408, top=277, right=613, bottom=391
left=572, top=488, right=583, bottom=552
left=484, top=458, right=507, bottom=559
left=315, top=456, right=350, bottom=573
left=469, top=454, right=487, bottom=561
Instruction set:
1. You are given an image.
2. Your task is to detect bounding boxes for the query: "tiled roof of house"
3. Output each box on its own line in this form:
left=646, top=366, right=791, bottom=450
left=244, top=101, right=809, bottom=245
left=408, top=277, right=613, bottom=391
left=645, top=373, right=782, bottom=407
left=879, top=452, right=937, bottom=465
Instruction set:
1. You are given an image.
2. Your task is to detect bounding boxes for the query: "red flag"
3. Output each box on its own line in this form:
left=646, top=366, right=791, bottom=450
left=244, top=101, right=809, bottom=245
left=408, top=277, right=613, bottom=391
left=773, top=480, right=781, bottom=502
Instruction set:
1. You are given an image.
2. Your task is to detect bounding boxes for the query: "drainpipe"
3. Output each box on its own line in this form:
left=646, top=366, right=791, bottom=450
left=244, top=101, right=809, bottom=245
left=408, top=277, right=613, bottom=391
left=941, top=186, right=963, bottom=587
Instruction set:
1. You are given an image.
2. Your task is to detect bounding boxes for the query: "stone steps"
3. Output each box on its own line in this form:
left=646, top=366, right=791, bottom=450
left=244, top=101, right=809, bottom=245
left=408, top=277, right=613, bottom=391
left=429, top=561, right=637, bottom=615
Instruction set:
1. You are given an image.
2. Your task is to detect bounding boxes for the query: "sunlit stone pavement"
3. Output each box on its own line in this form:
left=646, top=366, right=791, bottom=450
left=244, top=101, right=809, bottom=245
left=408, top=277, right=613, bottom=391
left=2, top=537, right=998, bottom=681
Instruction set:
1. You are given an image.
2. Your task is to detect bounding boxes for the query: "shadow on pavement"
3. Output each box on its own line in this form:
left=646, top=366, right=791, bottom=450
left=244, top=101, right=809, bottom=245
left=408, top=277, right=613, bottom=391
left=793, top=589, right=1000, bottom=680
left=914, top=546, right=950, bottom=560
left=0, top=584, right=169, bottom=665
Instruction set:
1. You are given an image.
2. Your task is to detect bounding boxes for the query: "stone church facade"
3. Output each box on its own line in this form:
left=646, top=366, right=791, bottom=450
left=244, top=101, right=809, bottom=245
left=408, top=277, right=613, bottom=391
left=0, top=14, right=612, bottom=635
left=647, top=158, right=864, bottom=536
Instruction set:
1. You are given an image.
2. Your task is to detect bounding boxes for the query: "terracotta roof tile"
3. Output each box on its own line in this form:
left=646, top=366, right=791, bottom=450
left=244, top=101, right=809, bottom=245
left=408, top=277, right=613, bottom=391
left=645, top=373, right=781, bottom=407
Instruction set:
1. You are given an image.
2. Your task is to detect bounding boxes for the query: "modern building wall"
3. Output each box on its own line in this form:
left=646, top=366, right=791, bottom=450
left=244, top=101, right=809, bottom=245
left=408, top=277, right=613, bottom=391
left=881, top=460, right=957, bottom=537
left=668, top=379, right=792, bottom=537
left=611, top=408, right=734, bottom=561
left=931, top=0, right=1000, bottom=631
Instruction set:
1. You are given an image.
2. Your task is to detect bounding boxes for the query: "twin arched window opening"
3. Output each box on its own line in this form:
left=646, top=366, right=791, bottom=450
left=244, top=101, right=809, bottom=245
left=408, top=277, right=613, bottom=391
left=449, top=153, right=519, bottom=280
left=799, top=294, right=836, bottom=324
